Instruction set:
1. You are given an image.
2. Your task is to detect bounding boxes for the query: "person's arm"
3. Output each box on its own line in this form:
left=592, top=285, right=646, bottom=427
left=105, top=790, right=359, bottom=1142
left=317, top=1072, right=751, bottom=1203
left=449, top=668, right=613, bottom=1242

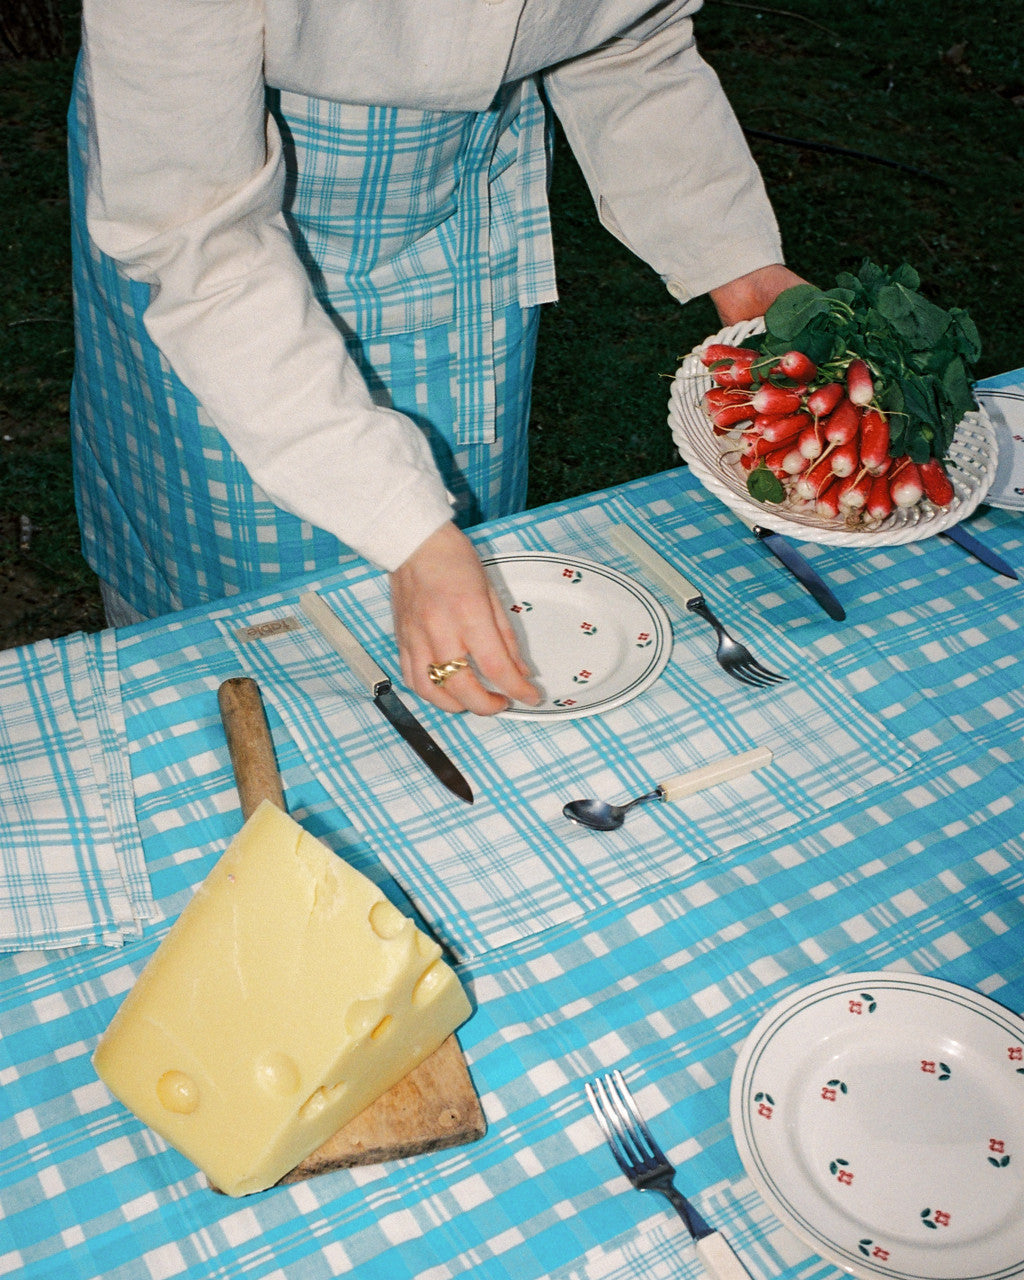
left=80, top=0, right=453, bottom=574
left=710, top=263, right=808, bottom=324
left=541, top=1, right=791, bottom=312
left=81, top=1, right=539, bottom=712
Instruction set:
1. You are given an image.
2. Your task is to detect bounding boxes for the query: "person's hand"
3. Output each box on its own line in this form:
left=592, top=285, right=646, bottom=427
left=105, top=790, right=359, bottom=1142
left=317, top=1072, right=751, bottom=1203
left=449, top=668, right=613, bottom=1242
left=389, top=521, right=541, bottom=715
left=709, top=263, right=809, bottom=325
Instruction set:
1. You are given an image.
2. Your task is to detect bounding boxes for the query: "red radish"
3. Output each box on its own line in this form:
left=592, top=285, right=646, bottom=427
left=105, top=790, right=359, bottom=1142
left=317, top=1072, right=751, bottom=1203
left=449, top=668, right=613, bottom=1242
left=807, top=381, right=845, bottom=418
left=700, top=343, right=759, bottom=368
left=815, top=476, right=842, bottom=519
left=890, top=459, right=924, bottom=508
left=846, top=358, right=874, bottom=406
left=794, top=455, right=837, bottom=502
left=741, top=432, right=786, bottom=459
left=758, top=410, right=811, bottom=444
left=858, top=409, right=891, bottom=475
left=919, top=457, right=955, bottom=506
left=751, top=384, right=804, bottom=416
left=712, top=355, right=757, bottom=389
left=830, top=439, right=860, bottom=478
left=727, top=353, right=757, bottom=386
left=710, top=401, right=756, bottom=431
left=838, top=470, right=872, bottom=512
left=704, top=386, right=749, bottom=411
left=775, top=350, right=817, bottom=381
left=866, top=474, right=894, bottom=521
left=780, top=447, right=809, bottom=476
left=763, top=444, right=798, bottom=477
left=798, top=422, right=825, bottom=459
left=822, top=398, right=862, bottom=445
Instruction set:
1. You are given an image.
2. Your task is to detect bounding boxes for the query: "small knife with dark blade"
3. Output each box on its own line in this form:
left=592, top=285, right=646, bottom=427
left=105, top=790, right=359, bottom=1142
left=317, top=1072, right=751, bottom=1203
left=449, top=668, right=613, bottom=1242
left=942, top=523, right=1019, bottom=580
left=299, top=591, right=474, bottom=805
left=734, top=512, right=847, bottom=621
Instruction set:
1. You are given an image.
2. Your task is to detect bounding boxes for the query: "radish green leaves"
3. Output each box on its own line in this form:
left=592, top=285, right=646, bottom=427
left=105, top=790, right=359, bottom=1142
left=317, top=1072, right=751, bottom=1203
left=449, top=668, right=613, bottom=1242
left=756, top=261, right=980, bottom=465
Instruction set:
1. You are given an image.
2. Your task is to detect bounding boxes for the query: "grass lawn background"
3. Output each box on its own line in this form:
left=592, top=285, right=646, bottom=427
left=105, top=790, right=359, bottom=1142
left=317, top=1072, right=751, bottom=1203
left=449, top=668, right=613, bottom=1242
left=2, top=0, right=1022, bottom=649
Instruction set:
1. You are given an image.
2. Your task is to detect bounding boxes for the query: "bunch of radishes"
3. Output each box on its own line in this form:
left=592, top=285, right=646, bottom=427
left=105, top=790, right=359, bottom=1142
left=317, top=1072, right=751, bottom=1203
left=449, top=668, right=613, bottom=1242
left=699, top=342, right=956, bottom=525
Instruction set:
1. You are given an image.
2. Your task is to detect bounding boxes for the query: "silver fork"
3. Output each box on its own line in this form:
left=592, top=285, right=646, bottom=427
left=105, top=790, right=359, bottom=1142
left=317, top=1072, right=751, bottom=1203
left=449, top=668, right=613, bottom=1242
left=607, top=524, right=786, bottom=689
left=685, top=594, right=787, bottom=688
left=586, top=1070, right=753, bottom=1280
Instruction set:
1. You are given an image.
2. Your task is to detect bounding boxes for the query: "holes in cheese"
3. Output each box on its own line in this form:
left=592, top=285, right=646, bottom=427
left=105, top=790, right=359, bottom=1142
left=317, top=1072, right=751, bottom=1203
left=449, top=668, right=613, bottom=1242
left=368, top=899, right=405, bottom=940
left=412, top=960, right=448, bottom=1006
left=298, top=1080, right=346, bottom=1124
left=345, top=998, right=383, bottom=1038
left=92, top=800, right=472, bottom=1196
left=253, top=1052, right=301, bottom=1097
left=156, top=1070, right=199, bottom=1115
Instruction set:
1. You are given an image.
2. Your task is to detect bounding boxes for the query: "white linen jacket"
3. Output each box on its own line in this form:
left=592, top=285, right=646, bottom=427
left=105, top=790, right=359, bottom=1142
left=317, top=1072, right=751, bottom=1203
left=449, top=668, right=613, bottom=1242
left=79, top=0, right=784, bottom=571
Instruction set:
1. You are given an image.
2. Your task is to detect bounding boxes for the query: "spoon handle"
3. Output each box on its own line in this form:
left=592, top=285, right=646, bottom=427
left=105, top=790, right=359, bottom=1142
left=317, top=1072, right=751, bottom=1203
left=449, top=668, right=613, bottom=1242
left=659, top=745, right=773, bottom=802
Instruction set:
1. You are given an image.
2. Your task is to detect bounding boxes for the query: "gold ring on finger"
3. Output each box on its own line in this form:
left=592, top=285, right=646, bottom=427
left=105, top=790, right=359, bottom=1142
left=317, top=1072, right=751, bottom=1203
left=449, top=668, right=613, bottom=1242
left=427, top=657, right=469, bottom=687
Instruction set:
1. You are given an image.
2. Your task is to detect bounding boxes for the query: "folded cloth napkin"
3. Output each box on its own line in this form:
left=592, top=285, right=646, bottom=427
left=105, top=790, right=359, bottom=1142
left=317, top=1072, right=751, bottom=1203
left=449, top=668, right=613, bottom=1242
left=216, top=493, right=915, bottom=958
left=0, top=630, right=153, bottom=951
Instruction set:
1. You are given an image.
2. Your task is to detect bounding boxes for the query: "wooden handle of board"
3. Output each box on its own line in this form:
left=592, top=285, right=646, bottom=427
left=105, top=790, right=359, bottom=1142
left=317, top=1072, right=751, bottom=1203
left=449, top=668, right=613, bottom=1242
left=217, top=677, right=286, bottom=819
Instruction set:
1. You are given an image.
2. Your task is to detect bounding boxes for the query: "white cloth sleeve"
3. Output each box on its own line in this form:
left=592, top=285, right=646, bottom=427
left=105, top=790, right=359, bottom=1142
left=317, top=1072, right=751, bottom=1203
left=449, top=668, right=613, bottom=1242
left=79, top=0, right=454, bottom=574
left=542, top=1, right=785, bottom=304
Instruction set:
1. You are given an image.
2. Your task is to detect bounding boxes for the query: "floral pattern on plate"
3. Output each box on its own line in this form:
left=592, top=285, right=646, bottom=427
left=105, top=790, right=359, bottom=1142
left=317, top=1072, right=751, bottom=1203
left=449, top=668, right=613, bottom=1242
left=730, top=971, right=1024, bottom=1279
left=481, top=553, right=672, bottom=719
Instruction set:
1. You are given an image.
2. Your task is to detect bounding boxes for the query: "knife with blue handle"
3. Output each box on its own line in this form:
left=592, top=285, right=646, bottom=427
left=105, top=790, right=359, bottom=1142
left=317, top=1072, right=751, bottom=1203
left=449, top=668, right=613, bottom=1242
left=733, top=512, right=846, bottom=620
left=942, top=524, right=1018, bottom=580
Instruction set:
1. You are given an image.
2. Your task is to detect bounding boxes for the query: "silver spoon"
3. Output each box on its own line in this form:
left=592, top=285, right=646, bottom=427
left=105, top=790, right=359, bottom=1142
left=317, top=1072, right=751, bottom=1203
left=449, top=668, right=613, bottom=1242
left=562, top=746, right=774, bottom=833
left=563, top=787, right=664, bottom=831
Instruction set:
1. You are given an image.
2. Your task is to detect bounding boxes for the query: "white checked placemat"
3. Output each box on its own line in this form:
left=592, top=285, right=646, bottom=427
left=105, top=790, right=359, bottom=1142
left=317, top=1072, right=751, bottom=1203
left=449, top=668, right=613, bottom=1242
left=215, top=495, right=916, bottom=957
left=0, top=630, right=152, bottom=951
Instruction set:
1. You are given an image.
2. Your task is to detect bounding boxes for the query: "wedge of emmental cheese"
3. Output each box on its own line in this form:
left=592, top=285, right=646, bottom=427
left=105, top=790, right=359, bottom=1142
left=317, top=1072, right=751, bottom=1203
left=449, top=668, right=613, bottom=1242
left=93, top=800, right=472, bottom=1195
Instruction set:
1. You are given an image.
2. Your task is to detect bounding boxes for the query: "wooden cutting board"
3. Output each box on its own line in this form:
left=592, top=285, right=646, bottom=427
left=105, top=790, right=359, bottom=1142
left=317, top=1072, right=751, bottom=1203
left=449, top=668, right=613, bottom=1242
left=217, top=677, right=485, bottom=1183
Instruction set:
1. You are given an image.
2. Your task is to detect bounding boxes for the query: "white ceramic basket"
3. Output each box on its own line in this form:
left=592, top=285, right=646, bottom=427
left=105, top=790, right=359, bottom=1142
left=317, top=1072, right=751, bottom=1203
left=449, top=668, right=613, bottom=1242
left=669, top=319, right=998, bottom=547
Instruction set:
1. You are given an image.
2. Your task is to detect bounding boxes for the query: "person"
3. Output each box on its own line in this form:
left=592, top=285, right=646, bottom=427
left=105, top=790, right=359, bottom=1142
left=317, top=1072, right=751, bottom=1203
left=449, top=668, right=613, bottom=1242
left=69, top=0, right=802, bottom=716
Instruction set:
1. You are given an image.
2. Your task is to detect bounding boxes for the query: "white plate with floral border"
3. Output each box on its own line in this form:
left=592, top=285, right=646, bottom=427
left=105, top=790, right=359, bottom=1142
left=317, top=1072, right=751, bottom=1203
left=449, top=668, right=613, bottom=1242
left=481, top=553, right=672, bottom=719
left=730, top=971, right=1024, bottom=1279
left=670, top=320, right=999, bottom=546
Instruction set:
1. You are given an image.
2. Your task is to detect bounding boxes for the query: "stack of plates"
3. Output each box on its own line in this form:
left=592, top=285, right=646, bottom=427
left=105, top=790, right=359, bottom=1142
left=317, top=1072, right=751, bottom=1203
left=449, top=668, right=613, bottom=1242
left=974, top=376, right=1024, bottom=511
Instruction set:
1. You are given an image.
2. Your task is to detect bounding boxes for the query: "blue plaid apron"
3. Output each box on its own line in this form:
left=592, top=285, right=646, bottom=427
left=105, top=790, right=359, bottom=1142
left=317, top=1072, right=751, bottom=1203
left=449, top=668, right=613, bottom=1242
left=68, top=66, right=557, bottom=618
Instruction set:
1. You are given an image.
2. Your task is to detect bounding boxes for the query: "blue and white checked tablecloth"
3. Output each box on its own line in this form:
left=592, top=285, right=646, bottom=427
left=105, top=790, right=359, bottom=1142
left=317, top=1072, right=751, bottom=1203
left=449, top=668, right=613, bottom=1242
left=0, top=466, right=1022, bottom=1280
left=213, top=492, right=916, bottom=956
